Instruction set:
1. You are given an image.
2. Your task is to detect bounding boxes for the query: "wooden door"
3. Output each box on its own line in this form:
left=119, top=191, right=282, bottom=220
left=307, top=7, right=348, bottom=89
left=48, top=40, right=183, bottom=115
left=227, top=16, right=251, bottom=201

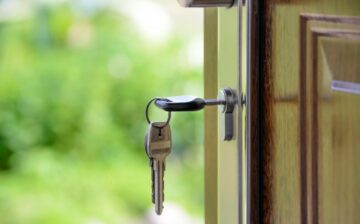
left=204, top=0, right=360, bottom=223
left=252, top=0, right=360, bottom=223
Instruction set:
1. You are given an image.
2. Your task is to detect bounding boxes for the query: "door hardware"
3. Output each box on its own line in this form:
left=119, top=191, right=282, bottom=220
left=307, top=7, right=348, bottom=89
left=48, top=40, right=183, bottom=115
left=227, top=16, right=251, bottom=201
left=154, top=88, right=239, bottom=141
left=143, top=88, right=240, bottom=215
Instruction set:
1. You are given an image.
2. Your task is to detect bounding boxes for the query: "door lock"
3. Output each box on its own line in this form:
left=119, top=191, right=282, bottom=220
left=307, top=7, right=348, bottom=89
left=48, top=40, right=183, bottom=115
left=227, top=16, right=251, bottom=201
left=177, top=0, right=236, bottom=8
left=154, top=88, right=239, bottom=141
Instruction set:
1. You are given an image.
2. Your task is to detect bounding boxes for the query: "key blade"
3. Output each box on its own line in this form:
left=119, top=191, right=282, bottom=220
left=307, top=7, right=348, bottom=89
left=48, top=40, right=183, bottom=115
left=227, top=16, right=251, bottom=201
left=154, top=159, right=164, bottom=215
left=146, top=122, right=171, bottom=215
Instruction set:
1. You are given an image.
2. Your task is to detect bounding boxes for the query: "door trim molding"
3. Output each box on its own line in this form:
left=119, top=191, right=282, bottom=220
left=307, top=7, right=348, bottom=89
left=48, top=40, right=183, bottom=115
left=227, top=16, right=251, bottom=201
left=204, top=8, right=218, bottom=224
left=246, top=0, right=261, bottom=223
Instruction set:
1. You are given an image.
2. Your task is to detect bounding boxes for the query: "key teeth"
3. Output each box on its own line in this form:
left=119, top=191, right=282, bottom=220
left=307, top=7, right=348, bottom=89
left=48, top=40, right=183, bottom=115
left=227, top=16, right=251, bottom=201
left=152, top=190, right=155, bottom=204
left=162, top=177, right=165, bottom=202
left=156, top=206, right=164, bottom=215
left=150, top=159, right=155, bottom=204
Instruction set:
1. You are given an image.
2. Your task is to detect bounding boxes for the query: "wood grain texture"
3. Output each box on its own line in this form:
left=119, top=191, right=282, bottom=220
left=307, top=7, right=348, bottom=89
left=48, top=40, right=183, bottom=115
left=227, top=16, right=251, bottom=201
left=247, top=0, right=261, bottom=223
left=310, top=27, right=360, bottom=224
left=300, top=14, right=360, bottom=224
left=259, top=0, right=360, bottom=224
left=261, top=1, right=275, bottom=224
left=204, top=8, right=218, bottom=224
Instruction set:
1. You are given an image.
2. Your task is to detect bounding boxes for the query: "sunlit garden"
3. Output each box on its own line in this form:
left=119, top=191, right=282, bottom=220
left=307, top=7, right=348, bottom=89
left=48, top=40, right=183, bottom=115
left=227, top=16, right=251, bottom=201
left=0, top=0, right=204, bottom=223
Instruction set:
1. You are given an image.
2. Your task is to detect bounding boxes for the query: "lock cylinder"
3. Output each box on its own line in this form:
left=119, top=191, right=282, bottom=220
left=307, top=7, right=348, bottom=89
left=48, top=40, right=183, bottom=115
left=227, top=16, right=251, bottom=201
left=177, top=0, right=236, bottom=8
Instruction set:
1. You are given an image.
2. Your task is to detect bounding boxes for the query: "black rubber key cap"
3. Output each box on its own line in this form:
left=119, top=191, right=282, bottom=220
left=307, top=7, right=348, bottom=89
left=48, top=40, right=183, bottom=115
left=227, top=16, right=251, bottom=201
left=154, top=96, right=206, bottom=112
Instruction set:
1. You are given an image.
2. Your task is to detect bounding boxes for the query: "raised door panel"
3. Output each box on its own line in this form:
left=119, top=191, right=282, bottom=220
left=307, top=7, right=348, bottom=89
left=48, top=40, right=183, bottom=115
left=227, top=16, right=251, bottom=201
left=300, top=15, right=360, bottom=224
left=262, top=1, right=360, bottom=223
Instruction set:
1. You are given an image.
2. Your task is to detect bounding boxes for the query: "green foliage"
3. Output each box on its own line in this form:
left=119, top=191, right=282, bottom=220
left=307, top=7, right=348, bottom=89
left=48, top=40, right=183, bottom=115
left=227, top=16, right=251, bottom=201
left=0, top=2, right=203, bottom=222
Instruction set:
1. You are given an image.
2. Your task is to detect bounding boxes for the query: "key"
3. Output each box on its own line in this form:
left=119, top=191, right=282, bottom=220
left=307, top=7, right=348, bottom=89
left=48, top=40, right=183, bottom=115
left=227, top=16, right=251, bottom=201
left=145, top=122, right=172, bottom=215
left=146, top=122, right=171, bottom=215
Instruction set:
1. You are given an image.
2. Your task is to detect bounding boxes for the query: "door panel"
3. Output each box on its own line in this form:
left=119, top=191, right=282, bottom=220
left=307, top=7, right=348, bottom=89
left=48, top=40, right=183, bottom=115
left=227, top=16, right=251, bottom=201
left=261, top=1, right=360, bottom=223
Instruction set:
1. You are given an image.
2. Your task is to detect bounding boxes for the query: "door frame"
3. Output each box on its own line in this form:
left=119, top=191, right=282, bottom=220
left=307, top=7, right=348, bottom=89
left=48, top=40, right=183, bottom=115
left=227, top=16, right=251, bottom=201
left=204, top=0, right=262, bottom=223
left=204, top=8, right=219, bottom=224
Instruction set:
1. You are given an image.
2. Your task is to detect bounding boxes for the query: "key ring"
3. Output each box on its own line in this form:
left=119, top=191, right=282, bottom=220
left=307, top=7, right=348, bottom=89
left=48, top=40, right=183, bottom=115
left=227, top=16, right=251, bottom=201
left=145, top=98, right=171, bottom=129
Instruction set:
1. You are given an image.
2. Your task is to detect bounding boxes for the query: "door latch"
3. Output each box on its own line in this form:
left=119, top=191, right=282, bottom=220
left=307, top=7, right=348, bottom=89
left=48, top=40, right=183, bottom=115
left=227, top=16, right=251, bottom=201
left=154, top=88, right=238, bottom=141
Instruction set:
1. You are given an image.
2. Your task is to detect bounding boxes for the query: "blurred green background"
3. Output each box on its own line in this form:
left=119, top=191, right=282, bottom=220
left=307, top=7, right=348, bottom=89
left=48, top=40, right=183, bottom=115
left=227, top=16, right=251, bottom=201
left=0, top=0, right=204, bottom=223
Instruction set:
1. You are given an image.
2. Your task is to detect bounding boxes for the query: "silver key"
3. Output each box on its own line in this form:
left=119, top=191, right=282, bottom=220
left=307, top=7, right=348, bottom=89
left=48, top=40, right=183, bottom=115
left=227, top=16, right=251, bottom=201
left=146, top=122, right=171, bottom=215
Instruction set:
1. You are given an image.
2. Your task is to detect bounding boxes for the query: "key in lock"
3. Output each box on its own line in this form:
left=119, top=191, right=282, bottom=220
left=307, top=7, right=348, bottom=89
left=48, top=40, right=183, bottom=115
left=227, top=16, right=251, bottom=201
left=154, top=88, right=240, bottom=141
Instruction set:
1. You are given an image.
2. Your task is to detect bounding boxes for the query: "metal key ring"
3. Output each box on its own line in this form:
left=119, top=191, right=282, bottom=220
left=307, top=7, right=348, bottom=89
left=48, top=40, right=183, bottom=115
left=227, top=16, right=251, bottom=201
left=145, top=97, right=171, bottom=128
